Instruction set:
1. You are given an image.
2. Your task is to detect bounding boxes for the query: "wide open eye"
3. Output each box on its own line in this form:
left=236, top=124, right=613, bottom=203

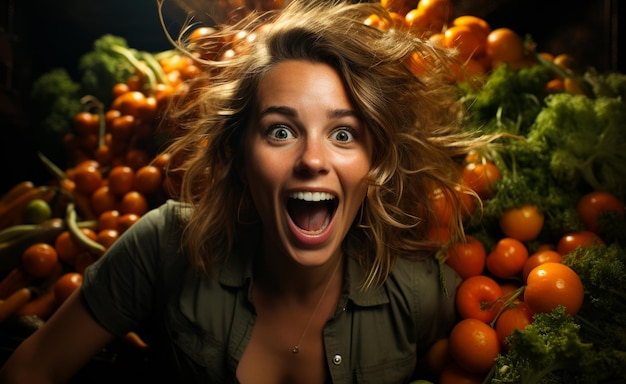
left=268, top=125, right=294, bottom=140
left=331, top=128, right=354, bottom=143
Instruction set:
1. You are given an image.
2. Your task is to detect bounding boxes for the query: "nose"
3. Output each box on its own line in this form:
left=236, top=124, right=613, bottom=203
left=294, top=136, right=329, bottom=176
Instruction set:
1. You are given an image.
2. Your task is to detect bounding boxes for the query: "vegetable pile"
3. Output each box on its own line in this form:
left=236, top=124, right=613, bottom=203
left=2, top=0, right=626, bottom=382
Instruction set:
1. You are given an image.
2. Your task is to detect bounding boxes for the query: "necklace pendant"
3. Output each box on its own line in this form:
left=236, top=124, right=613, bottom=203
left=292, top=346, right=300, bottom=354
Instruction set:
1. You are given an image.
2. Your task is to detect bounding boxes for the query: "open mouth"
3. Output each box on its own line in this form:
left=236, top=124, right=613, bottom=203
left=287, top=191, right=338, bottom=234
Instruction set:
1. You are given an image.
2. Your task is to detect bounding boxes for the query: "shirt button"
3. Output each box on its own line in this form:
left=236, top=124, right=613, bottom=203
left=332, top=354, right=342, bottom=365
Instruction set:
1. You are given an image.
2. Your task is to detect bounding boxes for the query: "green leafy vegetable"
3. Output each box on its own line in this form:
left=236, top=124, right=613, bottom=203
left=30, top=68, right=83, bottom=168
left=526, top=93, right=626, bottom=202
left=77, top=34, right=136, bottom=106
left=491, top=306, right=625, bottom=384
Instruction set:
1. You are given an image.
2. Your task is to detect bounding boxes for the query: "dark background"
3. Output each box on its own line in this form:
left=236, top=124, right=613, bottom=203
left=1, top=0, right=624, bottom=194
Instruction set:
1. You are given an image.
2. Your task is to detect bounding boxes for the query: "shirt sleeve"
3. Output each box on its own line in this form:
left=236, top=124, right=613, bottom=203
left=81, top=200, right=185, bottom=337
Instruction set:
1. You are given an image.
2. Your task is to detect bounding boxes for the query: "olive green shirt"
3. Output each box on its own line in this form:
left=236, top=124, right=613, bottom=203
left=82, top=200, right=461, bottom=383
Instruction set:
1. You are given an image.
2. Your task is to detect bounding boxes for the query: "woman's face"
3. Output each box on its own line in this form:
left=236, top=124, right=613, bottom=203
left=242, top=60, right=372, bottom=267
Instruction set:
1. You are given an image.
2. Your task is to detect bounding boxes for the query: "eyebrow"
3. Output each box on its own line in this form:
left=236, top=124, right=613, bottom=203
left=258, top=105, right=360, bottom=120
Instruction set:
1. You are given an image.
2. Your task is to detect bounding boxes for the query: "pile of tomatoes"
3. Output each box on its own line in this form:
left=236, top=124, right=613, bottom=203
left=420, top=151, right=624, bottom=383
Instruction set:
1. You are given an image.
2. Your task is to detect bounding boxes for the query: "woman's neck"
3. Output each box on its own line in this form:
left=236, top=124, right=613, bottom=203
left=253, top=250, right=344, bottom=301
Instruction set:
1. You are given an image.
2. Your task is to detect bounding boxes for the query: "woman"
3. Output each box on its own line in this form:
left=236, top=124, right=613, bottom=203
left=0, top=1, right=484, bottom=382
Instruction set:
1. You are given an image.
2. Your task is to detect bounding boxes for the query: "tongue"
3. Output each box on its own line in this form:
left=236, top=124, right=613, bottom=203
left=290, top=201, right=329, bottom=232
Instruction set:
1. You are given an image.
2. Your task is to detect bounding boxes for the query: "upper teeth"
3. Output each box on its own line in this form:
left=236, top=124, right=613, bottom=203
left=289, top=191, right=335, bottom=202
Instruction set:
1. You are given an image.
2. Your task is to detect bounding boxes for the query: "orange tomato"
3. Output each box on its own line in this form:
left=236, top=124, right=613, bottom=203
left=556, top=230, right=603, bottom=256
left=439, top=361, right=485, bottom=384
left=524, top=262, right=584, bottom=317
left=449, top=318, right=500, bottom=374
left=90, top=185, right=118, bottom=216
left=54, top=230, right=81, bottom=265
left=455, top=275, right=503, bottom=323
left=125, top=148, right=152, bottom=171
left=425, top=338, right=451, bottom=377
left=73, top=111, right=100, bottom=136
left=96, top=229, right=120, bottom=250
left=499, top=204, right=545, bottom=242
left=72, top=164, right=103, bottom=196
left=485, top=237, right=529, bottom=279
left=430, top=187, right=454, bottom=226
left=522, top=249, right=563, bottom=283
left=445, top=235, right=486, bottom=279
left=107, top=165, right=135, bottom=197
left=118, top=213, right=141, bottom=233
left=485, top=28, right=525, bottom=65
left=134, top=165, right=164, bottom=195
left=443, top=24, right=485, bottom=60
left=53, top=272, right=83, bottom=307
left=22, top=243, right=59, bottom=278
left=417, top=0, right=453, bottom=22
left=98, top=209, right=121, bottom=231
left=452, top=15, right=491, bottom=40
left=380, top=0, right=417, bottom=16
left=576, top=191, right=625, bottom=234
left=495, top=301, right=533, bottom=350
left=120, top=191, right=149, bottom=216
left=461, top=160, right=501, bottom=200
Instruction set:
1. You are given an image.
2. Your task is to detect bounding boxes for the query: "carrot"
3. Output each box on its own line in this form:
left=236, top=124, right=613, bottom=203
left=0, top=267, right=34, bottom=300
left=16, top=288, right=56, bottom=320
left=0, top=186, right=56, bottom=230
left=123, top=331, right=149, bottom=350
left=0, top=181, right=35, bottom=208
left=0, top=287, right=33, bottom=323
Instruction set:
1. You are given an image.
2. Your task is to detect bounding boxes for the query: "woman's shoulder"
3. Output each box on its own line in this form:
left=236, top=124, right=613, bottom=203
left=390, top=256, right=461, bottom=292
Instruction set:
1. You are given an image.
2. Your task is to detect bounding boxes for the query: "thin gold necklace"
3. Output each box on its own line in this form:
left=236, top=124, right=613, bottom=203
left=292, top=258, right=342, bottom=354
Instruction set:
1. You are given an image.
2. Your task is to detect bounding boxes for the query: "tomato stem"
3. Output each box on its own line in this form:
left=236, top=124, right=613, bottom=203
left=489, top=285, right=526, bottom=328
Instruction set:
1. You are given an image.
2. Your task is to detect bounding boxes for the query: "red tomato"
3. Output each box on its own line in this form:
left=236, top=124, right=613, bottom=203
left=456, top=275, right=503, bottom=323
left=576, top=191, right=624, bottom=234
left=499, top=204, right=545, bottom=241
left=522, top=249, right=563, bottom=283
left=556, top=230, right=603, bottom=255
left=486, top=237, right=529, bottom=279
left=22, top=243, right=59, bottom=278
left=430, top=187, right=454, bottom=226
left=495, top=301, right=533, bottom=350
left=425, top=338, right=451, bottom=378
left=524, top=262, right=584, bottom=317
left=53, top=272, right=83, bottom=307
left=449, top=318, right=500, bottom=374
left=461, top=160, right=501, bottom=200
left=445, top=235, right=486, bottom=279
